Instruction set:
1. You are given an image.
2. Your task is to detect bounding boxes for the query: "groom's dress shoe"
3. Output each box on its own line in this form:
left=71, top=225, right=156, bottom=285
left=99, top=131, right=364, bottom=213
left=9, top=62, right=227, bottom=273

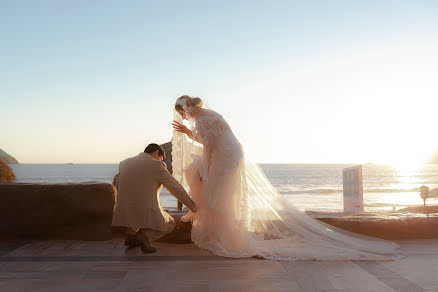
left=136, top=232, right=157, bottom=253
left=140, top=245, right=157, bottom=253
left=124, top=234, right=140, bottom=248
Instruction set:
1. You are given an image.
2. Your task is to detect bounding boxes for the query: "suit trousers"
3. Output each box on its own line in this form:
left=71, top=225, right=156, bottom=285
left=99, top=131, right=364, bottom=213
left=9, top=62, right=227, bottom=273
left=126, top=227, right=171, bottom=242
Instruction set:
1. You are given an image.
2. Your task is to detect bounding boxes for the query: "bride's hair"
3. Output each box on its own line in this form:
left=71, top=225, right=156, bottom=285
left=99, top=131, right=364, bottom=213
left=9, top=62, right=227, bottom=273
left=175, top=95, right=203, bottom=111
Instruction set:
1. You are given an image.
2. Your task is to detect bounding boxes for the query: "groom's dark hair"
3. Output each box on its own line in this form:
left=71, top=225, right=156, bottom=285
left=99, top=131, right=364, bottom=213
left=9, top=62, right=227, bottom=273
left=144, top=143, right=165, bottom=158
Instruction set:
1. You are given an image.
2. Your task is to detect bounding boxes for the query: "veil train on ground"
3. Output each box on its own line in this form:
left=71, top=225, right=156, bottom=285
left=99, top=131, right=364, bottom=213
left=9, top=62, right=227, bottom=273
left=171, top=106, right=404, bottom=261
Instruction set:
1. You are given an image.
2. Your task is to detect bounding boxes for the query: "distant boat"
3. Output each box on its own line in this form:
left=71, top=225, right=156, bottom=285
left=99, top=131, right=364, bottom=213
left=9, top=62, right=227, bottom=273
left=67, top=163, right=74, bottom=165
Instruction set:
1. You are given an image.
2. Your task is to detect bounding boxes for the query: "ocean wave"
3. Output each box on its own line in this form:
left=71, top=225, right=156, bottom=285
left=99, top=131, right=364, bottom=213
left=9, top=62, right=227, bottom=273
left=281, top=187, right=423, bottom=195
left=364, top=203, right=407, bottom=207
left=282, top=189, right=341, bottom=195
left=365, top=188, right=421, bottom=193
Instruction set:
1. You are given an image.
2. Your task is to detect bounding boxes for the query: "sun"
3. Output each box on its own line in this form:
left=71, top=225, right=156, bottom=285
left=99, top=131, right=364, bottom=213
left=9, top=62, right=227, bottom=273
left=394, top=161, right=424, bottom=177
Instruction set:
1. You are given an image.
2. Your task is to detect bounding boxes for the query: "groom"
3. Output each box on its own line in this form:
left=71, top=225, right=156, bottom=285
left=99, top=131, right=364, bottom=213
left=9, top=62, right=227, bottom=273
left=112, top=143, right=197, bottom=253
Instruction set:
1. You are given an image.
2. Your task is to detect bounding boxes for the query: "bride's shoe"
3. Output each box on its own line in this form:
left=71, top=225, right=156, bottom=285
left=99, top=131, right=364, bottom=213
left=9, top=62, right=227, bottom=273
left=180, top=210, right=196, bottom=222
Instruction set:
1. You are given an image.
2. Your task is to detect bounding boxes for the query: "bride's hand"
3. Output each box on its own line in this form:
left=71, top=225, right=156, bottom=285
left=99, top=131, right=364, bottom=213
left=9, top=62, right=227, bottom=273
left=172, top=120, right=191, bottom=135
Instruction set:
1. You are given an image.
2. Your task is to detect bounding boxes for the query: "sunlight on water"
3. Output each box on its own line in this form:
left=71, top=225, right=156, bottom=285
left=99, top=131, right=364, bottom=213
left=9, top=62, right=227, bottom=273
left=380, top=192, right=423, bottom=208
left=10, top=163, right=438, bottom=212
left=395, top=163, right=424, bottom=180
left=382, top=164, right=428, bottom=207
left=365, top=163, right=438, bottom=211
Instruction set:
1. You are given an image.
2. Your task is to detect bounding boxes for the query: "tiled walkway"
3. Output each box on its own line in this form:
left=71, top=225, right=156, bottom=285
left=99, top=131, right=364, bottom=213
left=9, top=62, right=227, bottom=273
left=0, top=239, right=437, bottom=291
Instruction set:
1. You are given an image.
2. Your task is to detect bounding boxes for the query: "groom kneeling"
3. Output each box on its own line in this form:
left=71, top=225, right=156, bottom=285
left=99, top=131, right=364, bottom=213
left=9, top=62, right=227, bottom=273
left=112, top=143, right=197, bottom=253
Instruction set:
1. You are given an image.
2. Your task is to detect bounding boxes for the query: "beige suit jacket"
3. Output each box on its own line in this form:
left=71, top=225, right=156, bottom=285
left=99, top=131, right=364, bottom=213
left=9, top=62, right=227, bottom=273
left=112, top=152, right=196, bottom=232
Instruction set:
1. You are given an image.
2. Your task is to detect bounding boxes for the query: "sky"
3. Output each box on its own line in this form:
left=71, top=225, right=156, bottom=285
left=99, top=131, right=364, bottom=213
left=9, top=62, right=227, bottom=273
left=1, top=0, right=438, bottom=164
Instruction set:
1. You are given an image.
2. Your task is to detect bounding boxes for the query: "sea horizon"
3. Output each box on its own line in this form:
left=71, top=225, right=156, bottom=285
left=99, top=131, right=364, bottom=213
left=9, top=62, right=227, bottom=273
left=10, top=162, right=438, bottom=166
left=9, top=163, right=438, bottom=212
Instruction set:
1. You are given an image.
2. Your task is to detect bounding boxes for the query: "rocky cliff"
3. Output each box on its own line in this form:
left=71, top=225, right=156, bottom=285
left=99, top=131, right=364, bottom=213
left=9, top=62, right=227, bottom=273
left=0, top=149, right=19, bottom=164
left=161, top=142, right=173, bottom=173
left=0, top=161, right=16, bottom=182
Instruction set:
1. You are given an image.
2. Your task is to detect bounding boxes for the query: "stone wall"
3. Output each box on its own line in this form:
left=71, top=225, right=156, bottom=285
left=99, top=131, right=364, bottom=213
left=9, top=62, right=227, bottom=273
left=313, top=211, right=438, bottom=240
left=2, top=182, right=438, bottom=242
left=0, top=183, right=116, bottom=240
left=164, top=210, right=438, bottom=241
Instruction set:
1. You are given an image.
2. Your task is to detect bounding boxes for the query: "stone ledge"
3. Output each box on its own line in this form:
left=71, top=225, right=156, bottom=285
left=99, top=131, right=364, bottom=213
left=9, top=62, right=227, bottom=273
left=160, top=210, right=438, bottom=241
left=2, top=182, right=438, bottom=242
left=309, top=210, right=438, bottom=240
left=0, top=182, right=116, bottom=240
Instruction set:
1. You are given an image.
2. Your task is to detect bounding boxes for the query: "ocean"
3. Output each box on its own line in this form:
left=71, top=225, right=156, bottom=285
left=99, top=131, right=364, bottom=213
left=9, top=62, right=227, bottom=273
left=10, top=163, right=438, bottom=212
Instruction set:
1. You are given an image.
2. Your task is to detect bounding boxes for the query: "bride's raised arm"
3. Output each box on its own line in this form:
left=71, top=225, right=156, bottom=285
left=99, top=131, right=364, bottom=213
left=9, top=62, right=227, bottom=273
left=172, top=120, right=203, bottom=144
left=173, top=112, right=228, bottom=172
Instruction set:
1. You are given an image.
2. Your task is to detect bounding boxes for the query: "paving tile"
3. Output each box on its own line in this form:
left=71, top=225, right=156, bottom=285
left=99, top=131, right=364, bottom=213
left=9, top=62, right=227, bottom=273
left=30, top=278, right=121, bottom=291
left=6, top=240, right=212, bottom=258
left=354, top=261, right=428, bottom=292
left=280, top=261, right=347, bottom=291
left=165, top=260, right=288, bottom=281
left=210, top=279, right=301, bottom=292
left=0, top=269, right=77, bottom=281
left=162, top=279, right=209, bottom=292
left=116, top=270, right=166, bottom=292
left=383, top=240, right=438, bottom=291
left=82, top=270, right=127, bottom=280
left=0, top=239, right=437, bottom=291
left=282, top=261, right=396, bottom=292
left=0, top=279, right=31, bottom=292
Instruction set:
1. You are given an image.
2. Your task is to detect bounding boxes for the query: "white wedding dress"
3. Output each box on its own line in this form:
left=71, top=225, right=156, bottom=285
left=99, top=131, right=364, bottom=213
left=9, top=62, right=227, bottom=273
left=172, top=105, right=404, bottom=261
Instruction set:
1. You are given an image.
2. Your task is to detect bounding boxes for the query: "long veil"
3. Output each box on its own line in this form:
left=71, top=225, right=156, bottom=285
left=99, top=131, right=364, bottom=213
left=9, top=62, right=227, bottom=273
left=171, top=106, right=404, bottom=261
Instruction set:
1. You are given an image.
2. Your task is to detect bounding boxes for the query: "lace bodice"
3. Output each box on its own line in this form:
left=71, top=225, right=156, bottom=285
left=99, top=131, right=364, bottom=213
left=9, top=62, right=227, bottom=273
left=193, top=109, right=229, bottom=145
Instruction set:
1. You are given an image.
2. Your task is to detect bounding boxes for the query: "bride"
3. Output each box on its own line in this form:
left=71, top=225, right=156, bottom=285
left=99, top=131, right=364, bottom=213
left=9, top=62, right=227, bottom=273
left=171, top=95, right=404, bottom=261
